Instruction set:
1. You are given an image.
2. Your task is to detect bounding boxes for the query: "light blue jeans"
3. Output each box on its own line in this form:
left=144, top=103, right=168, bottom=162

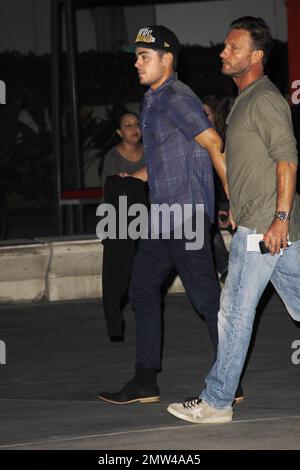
left=201, top=226, right=300, bottom=409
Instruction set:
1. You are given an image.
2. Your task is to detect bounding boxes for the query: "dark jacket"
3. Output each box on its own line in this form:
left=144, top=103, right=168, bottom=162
left=102, top=175, right=148, bottom=250
left=101, top=175, right=148, bottom=337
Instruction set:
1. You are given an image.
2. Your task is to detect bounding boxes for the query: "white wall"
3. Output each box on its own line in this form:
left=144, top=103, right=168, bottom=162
left=0, top=0, right=288, bottom=54
left=0, top=0, right=154, bottom=54
left=155, top=0, right=287, bottom=45
left=0, top=1, right=287, bottom=55
left=0, top=0, right=38, bottom=53
left=124, top=4, right=155, bottom=43
left=76, top=9, right=97, bottom=52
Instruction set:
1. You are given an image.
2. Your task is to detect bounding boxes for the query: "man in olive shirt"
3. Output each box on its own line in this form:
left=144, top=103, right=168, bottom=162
left=167, top=16, right=300, bottom=424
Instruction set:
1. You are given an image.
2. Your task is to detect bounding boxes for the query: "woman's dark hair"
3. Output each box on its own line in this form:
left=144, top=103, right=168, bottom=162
left=230, top=16, right=273, bottom=64
left=116, top=111, right=139, bottom=130
left=202, top=95, right=226, bottom=134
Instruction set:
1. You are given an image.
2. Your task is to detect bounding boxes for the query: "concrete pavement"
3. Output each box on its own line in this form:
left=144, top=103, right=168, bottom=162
left=0, top=292, right=299, bottom=450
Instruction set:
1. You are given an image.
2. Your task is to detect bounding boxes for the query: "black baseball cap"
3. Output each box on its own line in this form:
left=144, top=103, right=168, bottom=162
left=123, top=25, right=180, bottom=59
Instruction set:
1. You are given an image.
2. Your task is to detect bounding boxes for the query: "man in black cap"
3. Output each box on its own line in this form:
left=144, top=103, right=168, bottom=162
left=99, top=25, right=243, bottom=405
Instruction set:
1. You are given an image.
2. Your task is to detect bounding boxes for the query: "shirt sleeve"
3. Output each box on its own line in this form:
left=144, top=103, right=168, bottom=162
left=101, top=148, right=120, bottom=187
left=252, top=93, right=298, bottom=164
left=167, top=93, right=213, bottom=141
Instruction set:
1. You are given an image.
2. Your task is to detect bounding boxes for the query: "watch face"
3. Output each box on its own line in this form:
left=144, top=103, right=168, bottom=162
left=275, top=211, right=290, bottom=221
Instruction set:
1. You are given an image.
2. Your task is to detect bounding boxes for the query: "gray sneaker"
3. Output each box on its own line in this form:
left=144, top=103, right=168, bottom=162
left=167, top=398, right=232, bottom=424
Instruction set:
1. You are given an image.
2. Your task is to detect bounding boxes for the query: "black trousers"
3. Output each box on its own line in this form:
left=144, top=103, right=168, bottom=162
left=102, top=242, right=135, bottom=336
left=129, top=214, right=220, bottom=370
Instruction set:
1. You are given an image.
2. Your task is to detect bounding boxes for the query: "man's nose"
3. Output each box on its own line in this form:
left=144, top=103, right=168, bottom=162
left=220, top=47, right=227, bottom=59
left=135, top=58, right=141, bottom=68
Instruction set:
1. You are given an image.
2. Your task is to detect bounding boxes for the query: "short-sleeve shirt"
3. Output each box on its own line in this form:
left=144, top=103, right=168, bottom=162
left=225, top=76, right=300, bottom=241
left=102, top=146, right=145, bottom=187
left=141, top=73, right=215, bottom=220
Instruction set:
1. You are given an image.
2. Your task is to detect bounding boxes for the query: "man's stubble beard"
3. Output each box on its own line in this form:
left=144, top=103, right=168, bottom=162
left=222, top=60, right=253, bottom=78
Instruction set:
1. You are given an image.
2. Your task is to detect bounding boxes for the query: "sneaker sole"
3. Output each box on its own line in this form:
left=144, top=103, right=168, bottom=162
left=98, top=395, right=160, bottom=405
left=167, top=406, right=232, bottom=424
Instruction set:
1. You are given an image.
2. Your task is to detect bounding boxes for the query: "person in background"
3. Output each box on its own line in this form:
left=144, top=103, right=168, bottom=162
left=202, top=95, right=230, bottom=283
left=101, top=111, right=144, bottom=186
left=101, top=111, right=146, bottom=341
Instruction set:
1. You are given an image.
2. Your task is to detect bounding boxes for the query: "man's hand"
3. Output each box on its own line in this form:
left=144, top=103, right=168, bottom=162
left=228, top=209, right=236, bottom=231
left=264, top=219, right=290, bottom=255
left=218, top=209, right=231, bottom=230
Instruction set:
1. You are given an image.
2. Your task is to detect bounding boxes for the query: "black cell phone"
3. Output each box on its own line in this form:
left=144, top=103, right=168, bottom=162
left=259, top=240, right=270, bottom=254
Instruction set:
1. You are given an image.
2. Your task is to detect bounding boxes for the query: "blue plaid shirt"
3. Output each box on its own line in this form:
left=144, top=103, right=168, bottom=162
left=141, top=73, right=215, bottom=221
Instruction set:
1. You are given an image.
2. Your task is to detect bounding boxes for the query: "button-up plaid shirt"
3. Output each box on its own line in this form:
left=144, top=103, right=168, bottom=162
left=141, top=73, right=215, bottom=221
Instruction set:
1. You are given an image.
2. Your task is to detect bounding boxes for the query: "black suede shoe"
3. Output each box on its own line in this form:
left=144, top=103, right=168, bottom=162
left=98, top=379, right=160, bottom=405
left=234, top=384, right=244, bottom=404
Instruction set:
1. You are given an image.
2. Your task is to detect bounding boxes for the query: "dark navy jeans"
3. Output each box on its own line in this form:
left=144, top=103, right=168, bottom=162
left=129, top=214, right=220, bottom=370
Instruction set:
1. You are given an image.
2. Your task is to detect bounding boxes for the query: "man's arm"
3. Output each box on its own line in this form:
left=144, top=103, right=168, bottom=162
left=194, top=128, right=229, bottom=199
left=119, top=166, right=148, bottom=182
left=264, top=161, right=297, bottom=255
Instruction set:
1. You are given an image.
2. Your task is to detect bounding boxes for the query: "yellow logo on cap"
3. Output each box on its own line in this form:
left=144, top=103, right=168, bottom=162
left=164, top=42, right=170, bottom=48
left=135, top=28, right=156, bottom=44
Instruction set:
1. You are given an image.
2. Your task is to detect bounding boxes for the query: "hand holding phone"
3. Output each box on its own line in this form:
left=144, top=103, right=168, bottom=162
left=259, top=240, right=270, bottom=254
left=259, top=240, right=291, bottom=254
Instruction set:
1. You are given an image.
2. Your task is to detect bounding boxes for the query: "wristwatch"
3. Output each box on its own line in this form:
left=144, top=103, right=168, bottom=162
left=274, top=211, right=291, bottom=221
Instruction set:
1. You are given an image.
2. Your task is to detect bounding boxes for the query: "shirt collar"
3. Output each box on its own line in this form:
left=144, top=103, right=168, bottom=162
left=238, top=75, right=268, bottom=96
left=145, top=72, right=178, bottom=98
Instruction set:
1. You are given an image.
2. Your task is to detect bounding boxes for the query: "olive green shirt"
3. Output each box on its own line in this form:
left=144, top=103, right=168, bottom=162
left=226, top=76, right=300, bottom=241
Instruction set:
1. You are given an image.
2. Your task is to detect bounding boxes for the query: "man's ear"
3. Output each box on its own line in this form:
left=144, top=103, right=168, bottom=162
left=162, top=51, right=173, bottom=67
left=251, top=49, right=264, bottom=64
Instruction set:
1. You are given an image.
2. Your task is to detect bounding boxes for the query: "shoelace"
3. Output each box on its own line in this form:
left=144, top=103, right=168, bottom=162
left=182, top=397, right=202, bottom=409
